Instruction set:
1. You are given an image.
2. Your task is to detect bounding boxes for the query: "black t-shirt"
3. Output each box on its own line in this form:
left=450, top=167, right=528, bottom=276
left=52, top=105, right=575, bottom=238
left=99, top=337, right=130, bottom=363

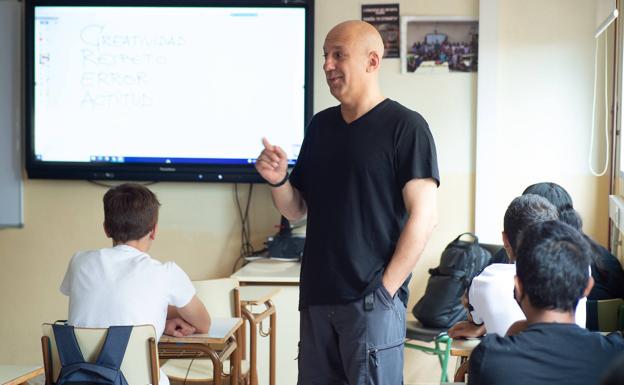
left=589, top=244, right=624, bottom=300
left=468, top=323, right=624, bottom=385
left=289, top=99, right=440, bottom=308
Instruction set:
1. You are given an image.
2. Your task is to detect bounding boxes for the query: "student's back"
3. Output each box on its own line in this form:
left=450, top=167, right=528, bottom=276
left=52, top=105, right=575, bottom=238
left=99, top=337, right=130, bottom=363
left=61, top=245, right=194, bottom=340
left=469, top=220, right=624, bottom=385
left=468, top=323, right=624, bottom=385
left=60, top=183, right=210, bottom=385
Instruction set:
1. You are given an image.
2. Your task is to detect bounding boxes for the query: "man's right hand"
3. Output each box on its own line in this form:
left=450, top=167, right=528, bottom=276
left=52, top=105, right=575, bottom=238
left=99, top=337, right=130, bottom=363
left=255, top=137, right=289, bottom=185
left=447, top=320, right=486, bottom=339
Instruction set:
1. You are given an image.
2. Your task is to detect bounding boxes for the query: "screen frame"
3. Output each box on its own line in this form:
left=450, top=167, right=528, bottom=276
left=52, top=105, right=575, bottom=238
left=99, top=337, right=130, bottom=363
left=24, top=0, right=314, bottom=183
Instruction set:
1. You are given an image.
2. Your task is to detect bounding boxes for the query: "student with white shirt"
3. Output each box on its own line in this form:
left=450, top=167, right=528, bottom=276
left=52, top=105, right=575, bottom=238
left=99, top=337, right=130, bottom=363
left=60, top=183, right=210, bottom=385
left=448, top=194, right=586, bottom=338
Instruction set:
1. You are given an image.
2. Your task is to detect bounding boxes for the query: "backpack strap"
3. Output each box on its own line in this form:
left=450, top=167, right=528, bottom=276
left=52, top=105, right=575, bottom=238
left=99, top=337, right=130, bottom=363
left=95, top=326, right=133, bottom=370
left=52, top=324, right=86, bottom=367
left=58, top=362, right=121, bottom=385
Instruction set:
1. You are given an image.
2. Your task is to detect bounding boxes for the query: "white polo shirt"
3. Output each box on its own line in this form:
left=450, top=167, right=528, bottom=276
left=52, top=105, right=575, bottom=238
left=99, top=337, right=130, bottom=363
left=469, top=263, right=587, bottom=336
left=60, top=245, right=195, bottom=385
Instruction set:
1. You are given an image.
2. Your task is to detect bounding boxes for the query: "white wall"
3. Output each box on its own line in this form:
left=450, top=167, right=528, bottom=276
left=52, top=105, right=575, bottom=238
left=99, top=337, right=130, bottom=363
left=475, top=0, right=610, bottom=245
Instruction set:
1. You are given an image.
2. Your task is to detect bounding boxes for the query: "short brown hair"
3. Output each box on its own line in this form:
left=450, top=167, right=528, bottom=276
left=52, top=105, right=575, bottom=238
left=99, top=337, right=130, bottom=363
left=103, top=183, right=161, bottom=243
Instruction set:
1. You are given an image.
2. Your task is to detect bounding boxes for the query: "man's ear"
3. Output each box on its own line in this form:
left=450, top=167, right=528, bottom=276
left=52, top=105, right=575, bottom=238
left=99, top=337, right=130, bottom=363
left=502, top=231, right=515, bottom=261
left=367, top=51, right=381, bottom=72
left=103, top=222, right=111, bottom=238
left=149, top=223, right=158, bottom=241
left=582, top=275, right=595, bottom=298
left=514, top=275, right=523, bottom=302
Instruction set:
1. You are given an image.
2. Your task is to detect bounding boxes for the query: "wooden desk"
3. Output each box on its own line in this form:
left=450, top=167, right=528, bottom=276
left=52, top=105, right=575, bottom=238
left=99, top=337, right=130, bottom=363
left=450, top=338, right=480, bottom=358
left=159, top=317, right=243, bottom=385
left=239, top=287, right=280, bottom=385
left=0, top=366, right=43, bottom=385
left=450, top=338, right=481, bottom=382
left=239, top=287, right=280, bottom=306
left=233, top=260, right=300, bottom=285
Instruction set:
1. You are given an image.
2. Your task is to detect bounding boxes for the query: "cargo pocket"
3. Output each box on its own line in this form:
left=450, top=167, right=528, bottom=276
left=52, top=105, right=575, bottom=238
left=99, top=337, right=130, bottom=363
left=367, top=339, right=404, bottom=385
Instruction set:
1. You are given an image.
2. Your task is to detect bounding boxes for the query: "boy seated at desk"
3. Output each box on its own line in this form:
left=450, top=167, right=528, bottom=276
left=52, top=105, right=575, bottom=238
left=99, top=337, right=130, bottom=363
left=60, top=183, right=210, bottom=384
left=448, top=194, right=586, bottom=338
left=468, top=220, right=624, bottom=385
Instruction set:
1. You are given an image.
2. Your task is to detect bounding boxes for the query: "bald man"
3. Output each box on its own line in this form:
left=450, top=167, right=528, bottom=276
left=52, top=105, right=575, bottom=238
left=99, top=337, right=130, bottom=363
left=256, top=20, right=440, bottom=385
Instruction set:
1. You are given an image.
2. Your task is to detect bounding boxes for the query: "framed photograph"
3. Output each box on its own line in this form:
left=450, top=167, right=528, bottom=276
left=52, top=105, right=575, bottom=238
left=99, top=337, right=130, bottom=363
left=400, top=16, right=478, bottom=74
left=362, top=4, right=400, bottom=58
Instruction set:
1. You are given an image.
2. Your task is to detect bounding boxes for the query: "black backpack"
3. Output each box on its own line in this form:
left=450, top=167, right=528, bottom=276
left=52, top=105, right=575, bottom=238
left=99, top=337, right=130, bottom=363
left=52, top=324, right=132, bottom=385
left=412, top=233, right=492, bottom=329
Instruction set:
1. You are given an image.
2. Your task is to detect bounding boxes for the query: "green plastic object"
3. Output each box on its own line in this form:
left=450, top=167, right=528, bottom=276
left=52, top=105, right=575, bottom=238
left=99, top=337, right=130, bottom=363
left=405, top=333, right=453, bottom=383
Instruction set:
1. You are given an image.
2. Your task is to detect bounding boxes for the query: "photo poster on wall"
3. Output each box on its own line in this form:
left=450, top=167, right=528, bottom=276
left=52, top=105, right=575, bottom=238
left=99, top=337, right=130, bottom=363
left=361, top=3, right=400, bottom=58
left=401, top=17, right=478, bottom=74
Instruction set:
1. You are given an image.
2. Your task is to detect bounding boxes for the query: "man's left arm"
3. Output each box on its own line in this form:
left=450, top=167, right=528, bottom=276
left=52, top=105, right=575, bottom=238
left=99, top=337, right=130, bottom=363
left=382, top=177, right=438, bottom=296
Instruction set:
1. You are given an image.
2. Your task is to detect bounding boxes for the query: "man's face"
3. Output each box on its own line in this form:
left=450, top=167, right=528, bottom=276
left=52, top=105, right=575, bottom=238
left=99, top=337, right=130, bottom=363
left=322, top=32, right=369, bottom=103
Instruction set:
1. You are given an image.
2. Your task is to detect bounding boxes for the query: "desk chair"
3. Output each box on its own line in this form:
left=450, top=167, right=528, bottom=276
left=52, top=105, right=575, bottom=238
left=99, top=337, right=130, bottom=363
left=41, top=323, right=159, bottom=385
left=404, top=320, right=452, bottom=383
left=586, top=298, right=624, bottom=332
left=161, top=278, right=249, bottom=385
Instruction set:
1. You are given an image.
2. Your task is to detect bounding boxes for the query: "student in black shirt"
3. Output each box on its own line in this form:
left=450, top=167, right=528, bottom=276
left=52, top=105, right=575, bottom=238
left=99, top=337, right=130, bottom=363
left=255, top=20, right=439, bottom=385
left=468, top=221, right=624, bottom=385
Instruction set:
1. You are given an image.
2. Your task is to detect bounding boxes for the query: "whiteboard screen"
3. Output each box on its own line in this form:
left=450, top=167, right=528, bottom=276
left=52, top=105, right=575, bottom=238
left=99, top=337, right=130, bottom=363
left=26, top=2, right=313, bottom=182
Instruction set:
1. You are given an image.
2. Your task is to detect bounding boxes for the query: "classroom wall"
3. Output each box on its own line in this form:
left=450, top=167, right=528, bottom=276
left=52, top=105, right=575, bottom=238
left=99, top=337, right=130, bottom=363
left=0, top=0, right=610, bottom=383
left=474, top=0, right=611, bottom=246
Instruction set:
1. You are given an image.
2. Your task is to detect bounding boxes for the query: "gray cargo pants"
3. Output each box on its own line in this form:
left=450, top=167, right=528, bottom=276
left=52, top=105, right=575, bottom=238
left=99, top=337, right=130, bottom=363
left=297, top=285, right=406, bottom=385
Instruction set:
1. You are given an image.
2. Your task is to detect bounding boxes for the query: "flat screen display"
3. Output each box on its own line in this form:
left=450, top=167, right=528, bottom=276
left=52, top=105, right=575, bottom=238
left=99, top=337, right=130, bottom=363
left=25, top=0, right=313, bottom=182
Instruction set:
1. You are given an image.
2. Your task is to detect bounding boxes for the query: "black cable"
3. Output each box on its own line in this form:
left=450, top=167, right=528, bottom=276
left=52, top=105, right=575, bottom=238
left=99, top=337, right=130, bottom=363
left=232, top=256, right=248, bottom=274
left=242, top=184, right=253, bottom=257
left=87, top=180, right=158, bottom=188
left=233, top=183, right=255, bottom=273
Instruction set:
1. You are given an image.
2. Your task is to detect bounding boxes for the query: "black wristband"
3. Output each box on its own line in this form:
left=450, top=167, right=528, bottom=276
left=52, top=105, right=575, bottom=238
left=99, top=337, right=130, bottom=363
left=266, top=172, right=289, bottom=187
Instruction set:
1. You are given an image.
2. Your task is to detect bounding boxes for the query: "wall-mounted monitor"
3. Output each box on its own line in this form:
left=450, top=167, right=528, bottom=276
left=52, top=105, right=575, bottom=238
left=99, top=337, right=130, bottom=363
left=25, top=0, right=313, bottom=182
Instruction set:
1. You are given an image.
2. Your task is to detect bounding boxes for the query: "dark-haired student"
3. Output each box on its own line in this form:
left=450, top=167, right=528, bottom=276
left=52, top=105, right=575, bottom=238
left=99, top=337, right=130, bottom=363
left=468, top=221, right=624, bottom=385
left=523, top=182, right=624, bottom=300
left=448, top=194, right=586, bottom=339
left=60, top=183, right=210, bottom=385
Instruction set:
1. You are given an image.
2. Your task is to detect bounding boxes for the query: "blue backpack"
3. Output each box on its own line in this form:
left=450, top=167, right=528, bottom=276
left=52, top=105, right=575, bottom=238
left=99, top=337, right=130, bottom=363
left=52, top=324, right=132, bottom=385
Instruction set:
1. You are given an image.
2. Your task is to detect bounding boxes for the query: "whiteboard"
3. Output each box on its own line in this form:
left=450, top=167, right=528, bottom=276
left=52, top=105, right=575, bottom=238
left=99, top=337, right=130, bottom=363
left=0, top=0, right=24, bottom=228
